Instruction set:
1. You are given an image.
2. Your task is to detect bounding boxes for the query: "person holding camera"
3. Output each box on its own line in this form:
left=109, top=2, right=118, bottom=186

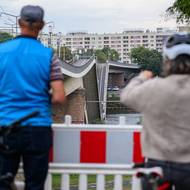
left=121, top=33, right=190, bottom=189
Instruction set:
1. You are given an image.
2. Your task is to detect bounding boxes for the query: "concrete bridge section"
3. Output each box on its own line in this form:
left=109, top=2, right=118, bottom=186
left=52, top=56, right=100, bottom=124
left=53, top=58, right=140, bottom=124
left=108, top=61, right=140, bottom=88
left=96, top=61, right=140, bottom=120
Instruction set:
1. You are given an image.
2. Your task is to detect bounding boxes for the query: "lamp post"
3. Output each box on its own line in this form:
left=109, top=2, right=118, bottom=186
left=63, top=44, right=66, bottom=61
left=57, top=32, right=62, bottom=58
left=0, top=12, right=19, bottom=36
left=45, top=21, right=54, bottom=47
left=48, top=25, right=53, bottom=47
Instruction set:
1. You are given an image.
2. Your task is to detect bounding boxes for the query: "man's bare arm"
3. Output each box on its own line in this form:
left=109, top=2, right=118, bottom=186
left=50, top=80, right=65, bottom=104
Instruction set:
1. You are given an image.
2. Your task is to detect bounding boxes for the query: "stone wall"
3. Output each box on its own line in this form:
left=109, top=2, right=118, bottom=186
left=52, top=88, right=86, bottom=123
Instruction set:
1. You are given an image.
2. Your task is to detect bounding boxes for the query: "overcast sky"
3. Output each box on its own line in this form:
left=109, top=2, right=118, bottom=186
left=0, top=0, right=177, bottom=34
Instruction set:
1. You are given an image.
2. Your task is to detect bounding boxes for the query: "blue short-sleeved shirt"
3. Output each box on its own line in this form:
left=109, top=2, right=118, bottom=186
left=0, top=35, right=57, bottom=126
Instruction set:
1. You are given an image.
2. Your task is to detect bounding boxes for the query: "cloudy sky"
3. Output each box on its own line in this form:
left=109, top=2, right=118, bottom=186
left=0, top=0, right=177, bottom=34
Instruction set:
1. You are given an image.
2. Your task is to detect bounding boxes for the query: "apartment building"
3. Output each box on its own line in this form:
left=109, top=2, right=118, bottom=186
left=40, top=28, right=178, bottom=64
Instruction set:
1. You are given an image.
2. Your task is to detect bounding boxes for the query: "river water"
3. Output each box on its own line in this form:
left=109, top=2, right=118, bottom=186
left=105, top=113, right=142, bottom=125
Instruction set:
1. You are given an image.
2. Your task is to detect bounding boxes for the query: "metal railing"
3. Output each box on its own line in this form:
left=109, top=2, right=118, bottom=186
left=45, top=163, right=135, bottom=190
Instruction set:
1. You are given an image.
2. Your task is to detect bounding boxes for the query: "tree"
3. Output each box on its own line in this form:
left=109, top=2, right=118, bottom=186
left=95, top=47, right=120, bottom=63
left=131, top=46, right=162, bottom=76
left=59, top=46, right=72, bottom=61
left=166, top=0, right=190, bottom=23
left=0, top=32, right=13, bottom=43
left=95, top=49, right=107, bottom=63
left=109, top=49, right=120, bottom=61
left=82, top=49, right=94, bottom=57
left=102, top=47, right=119, bottom=61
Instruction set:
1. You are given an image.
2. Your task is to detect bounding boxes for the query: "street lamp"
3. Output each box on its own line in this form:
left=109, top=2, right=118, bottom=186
left=57, top=32, right=62, bottom=57
left=45, top=21, right=54, bottom=47
left=63, top=44, right=66, bottom=61
left=0, top=12, right=19, bottom=35
left=48, top=25, right=53, bottom=47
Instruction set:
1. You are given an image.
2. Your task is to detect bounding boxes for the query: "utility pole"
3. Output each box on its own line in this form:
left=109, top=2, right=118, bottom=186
left=0, top=12, right=19, bottom=36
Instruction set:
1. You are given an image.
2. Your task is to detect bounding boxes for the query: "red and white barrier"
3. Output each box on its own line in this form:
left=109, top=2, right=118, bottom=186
left=49, top=116, right=144, bottom=165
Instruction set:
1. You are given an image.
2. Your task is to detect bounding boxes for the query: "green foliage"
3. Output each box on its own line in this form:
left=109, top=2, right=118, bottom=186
left=82, top=48, right=94, bottom=56
left=102, top=47, right=119, bottom=61
left=59, top=46, right=72, bottom=61
left=95, top=47, right=119, bottom=63
left=102, top=47, right=110, bottom=59
left=0, top=32, right=13, bottom=43
left=166, top=0, right=190, bottom=23
left=131, top=46, right=162, bottom=76
left=95, top=49, right=107, bottom=63
left=109, top=49, right=120, bottom=61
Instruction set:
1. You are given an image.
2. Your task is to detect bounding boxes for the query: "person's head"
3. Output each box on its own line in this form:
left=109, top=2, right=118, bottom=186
left=18, top=5, right=45, bottom=37
left=162, top=33, right=190, bottom=76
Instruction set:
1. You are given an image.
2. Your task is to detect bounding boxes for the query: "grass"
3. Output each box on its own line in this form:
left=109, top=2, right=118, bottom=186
left=52, top=174, right=132, bottom=190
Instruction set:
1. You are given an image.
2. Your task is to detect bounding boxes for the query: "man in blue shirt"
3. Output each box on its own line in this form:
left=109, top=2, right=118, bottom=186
left=0, top=5, right=65, bottom=190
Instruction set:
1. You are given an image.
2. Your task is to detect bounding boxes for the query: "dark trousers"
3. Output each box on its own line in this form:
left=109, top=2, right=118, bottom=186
left=146, top=158, right=190, bottom=190
left=0, top=127, right=52, bottom=190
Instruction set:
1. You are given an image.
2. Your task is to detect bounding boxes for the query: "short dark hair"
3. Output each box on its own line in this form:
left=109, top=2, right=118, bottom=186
left=163, top=54, right=190, bottom=75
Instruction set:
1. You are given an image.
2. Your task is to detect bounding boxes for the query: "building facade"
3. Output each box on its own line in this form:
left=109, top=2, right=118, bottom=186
left=40, top=27, right=182, bottom=64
